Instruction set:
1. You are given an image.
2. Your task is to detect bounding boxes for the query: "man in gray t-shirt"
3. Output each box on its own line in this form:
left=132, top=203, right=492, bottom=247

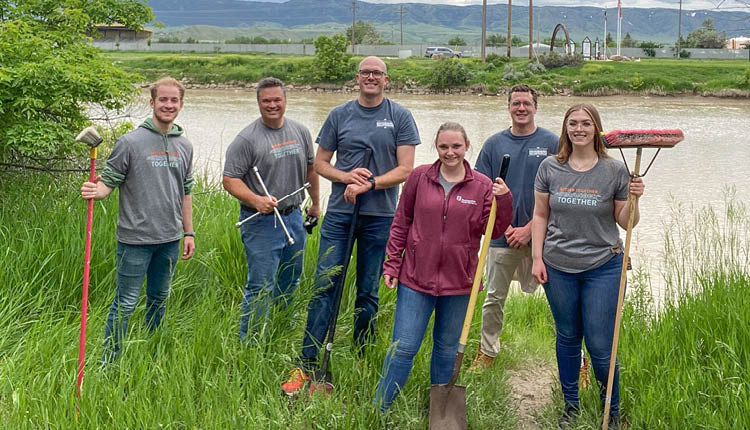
left=283, top=56, right=420, bottom=395
left=80, top=77, right=195, bottom=361
left=471, top=84, right=559, bottom=369
left=223, top=77, right=320, bottom=341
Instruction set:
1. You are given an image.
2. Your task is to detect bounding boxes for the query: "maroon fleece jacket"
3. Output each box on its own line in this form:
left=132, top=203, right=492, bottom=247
left=383, top=159, right=513, bottom=296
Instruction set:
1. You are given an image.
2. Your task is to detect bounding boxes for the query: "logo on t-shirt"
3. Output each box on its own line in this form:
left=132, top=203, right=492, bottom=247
left=529, top=147, right=548, bottom=157
left=556, top=187, right=601, bottom=206
left=270, top=139, right=301, bottom=159
left=376, top=118, right=395, bottom=129
left=147, top=151, right=181, bottom=168
left=456, top=195, right=477, bottom=205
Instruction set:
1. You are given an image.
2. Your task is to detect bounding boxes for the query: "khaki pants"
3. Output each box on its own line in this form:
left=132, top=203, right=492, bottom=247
left=479, top=246, right=538, bottom=357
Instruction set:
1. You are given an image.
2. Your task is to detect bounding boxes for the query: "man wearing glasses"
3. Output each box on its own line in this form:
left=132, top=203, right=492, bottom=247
left=470, top=84, right=559, bottom=370
left=283, top=56, right=420, bottom=395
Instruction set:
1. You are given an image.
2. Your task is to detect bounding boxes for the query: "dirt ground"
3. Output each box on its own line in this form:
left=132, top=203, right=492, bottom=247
left=506, top=360, right=557, bottom=430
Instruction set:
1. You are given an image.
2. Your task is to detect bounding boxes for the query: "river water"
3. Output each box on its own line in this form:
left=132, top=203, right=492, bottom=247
left=142, top=89, right=750, bottom=297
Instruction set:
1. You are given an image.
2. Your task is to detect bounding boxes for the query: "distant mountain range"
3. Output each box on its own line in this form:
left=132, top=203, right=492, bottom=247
left=147, top=0, right=750, bottom=43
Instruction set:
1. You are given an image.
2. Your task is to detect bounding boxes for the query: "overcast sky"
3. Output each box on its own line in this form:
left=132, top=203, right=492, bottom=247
left=363, top=0, right=749, bottom=11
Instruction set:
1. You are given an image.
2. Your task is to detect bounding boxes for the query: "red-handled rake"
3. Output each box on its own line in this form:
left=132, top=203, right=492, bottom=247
left=599, top=129, right=684, bottom=430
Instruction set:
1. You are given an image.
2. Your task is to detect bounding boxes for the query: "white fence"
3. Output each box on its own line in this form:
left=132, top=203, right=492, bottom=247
left=94, top=41, right=750, bottom=60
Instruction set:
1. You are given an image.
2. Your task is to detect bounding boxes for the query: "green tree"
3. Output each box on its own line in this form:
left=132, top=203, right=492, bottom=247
left=448, top=36, right=466, bottom=46
left=622, top=32, right=637, bottom=48
left=313, top=34, right=352, bottom=82
left=685, top=18, right=726, bottom=49
left=486, top=33, right=507, bottom=47
left=511, top=36, right=525, bottom=46
left=606, top=32, right=614, bottom=47
left=0, top=0, right=153, bottom=166
left=346, top=20, right=384, bottom=45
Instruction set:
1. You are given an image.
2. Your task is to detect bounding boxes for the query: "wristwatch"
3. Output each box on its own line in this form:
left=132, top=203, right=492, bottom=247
left=368, top=176, right=376, bottom=190
left=183, top=232, right=195, bottom=237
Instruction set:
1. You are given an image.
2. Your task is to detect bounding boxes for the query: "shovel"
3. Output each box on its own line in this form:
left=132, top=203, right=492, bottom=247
left=429, top=154, right=509, bottom=430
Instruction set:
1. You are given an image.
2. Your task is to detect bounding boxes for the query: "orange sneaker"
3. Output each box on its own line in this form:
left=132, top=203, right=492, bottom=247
left=468, top=350, right=495, bottom=371
left=281, top=367, right=309, bottom=397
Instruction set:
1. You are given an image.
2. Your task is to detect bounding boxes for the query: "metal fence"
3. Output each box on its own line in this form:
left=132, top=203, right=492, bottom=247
left=94, top=41, right=749, bottom=60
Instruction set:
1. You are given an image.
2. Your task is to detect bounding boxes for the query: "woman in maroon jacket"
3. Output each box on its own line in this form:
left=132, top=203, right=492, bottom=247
left=373, top=122, right=512, bottom=411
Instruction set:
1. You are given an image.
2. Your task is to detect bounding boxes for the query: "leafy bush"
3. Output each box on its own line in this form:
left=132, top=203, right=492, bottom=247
left=527, top=61, right=547, bottom=75
left=313, top=34, right=352, bottom=82
left=429, top=58, right=471, bottom=89
left=629, top=72, right=645, bottom=90
left=639, top=41, right=663, bottom=58
left=485, top=53, right=509, bottom=67
left=538, top=52, right=584, bottom=69
left=502, top=63, right=524, bottom=81
left=536, top=82, right=555, bottom=95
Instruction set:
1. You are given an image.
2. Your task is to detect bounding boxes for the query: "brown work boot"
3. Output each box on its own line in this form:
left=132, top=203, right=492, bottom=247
left=468, top=350, right=495, bottom=371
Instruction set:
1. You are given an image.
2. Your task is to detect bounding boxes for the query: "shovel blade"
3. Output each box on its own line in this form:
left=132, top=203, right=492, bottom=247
left=429, top=383, right=467, bottom=430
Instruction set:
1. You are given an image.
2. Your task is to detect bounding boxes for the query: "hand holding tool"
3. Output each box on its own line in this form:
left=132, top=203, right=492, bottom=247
left=235, top=183, right=310, bottom=228
left=252, top=166, right=295, bottom=245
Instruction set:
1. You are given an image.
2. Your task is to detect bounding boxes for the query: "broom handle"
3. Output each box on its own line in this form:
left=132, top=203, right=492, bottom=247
left=602, top=148, right=642, bottom=430
left=447, top=196, right=497, bottom=386
left=77, top=147, right=97, bottom=399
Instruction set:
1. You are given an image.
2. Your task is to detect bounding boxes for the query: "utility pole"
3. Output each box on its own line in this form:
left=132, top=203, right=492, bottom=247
left=507, top=0, right=512, bottom=57
left=677, top=0, right=682, bottom=59
left=481, top=0, right=487, bottom=62
left=398, top=5, right=407, bottom=47
left=528, top=0, right=533, bottom=59
left=351, top=0, right=357, bottom=54
left=603, top=7, right=607, bottom=60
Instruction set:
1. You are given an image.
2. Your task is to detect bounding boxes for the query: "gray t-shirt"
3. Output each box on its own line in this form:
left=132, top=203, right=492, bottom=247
left=104, top=122, right=193, bottom=245
left=438, top=171, right=458, bottom=195
left=534, top=156, right=630, bottom=273
left=223, top=118, right=314, bottom=212
left=475, top=127, right=558, bottom=247
left=316, top=98, right=420, bottom=216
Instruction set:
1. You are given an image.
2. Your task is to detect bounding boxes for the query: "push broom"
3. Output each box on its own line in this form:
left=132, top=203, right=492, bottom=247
left=599, top=129, right=684, bottom=430
left=75, top=126, right=103, bottom=400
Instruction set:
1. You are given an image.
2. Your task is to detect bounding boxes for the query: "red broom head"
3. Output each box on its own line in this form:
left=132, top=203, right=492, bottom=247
left=601, top=129, right=684, bottom=148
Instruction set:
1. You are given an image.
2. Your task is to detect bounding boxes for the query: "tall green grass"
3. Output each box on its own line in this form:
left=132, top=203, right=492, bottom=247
left=1, top=173, right=747, bottom=429
left=0, top=173, right=524, bottom=429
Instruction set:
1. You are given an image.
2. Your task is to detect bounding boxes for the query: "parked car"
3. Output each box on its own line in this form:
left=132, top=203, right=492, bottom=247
left=424, top=46, right=462, bottom=58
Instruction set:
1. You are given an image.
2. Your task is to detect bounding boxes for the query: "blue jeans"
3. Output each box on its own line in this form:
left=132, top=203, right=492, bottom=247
left=104, top=240, right=180, bottom=359
left=239, top=208, right=306, bottom=340
left=543, top=253, right=623, bottom=415
left=301, top=212, right=393, bottom=368
left=373, top=284, right=470, bottom=411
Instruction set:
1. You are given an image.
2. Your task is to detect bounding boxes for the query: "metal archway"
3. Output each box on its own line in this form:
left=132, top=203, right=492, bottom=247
left=550, top=23, right=572, bottom=55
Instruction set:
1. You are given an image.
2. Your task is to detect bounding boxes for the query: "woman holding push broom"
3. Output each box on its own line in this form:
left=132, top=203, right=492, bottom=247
left=531, top=103, right=645, bottom=429
left=373, top=122, right=513, bottom=411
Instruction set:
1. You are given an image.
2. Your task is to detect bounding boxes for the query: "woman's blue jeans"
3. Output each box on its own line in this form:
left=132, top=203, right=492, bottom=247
left=543, top=253, right=623, bottom=415
left=373, top=284, right=470, bottom=412
left=239, top=208, right=306, bottom=340
left=104, top=240, right=180, bottom=359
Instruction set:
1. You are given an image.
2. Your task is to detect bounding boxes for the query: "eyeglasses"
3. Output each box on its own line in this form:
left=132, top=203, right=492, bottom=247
left=358, top=70, right=386, bottom=79
left=510, top=101, right=535, bottom=108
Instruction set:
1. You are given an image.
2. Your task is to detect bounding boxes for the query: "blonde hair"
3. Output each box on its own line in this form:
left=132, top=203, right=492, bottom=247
left=555, top=103, right=609, bottom=164
left=150, top=77, right=185, bottom=100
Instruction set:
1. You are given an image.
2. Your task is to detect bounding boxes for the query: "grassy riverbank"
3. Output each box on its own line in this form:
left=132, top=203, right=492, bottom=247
left=107, top=51, right=750, bottom=96
left=1, top=172, right=748, bottom=429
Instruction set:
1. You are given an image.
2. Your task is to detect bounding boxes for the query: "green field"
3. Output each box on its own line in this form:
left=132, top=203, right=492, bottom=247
left=105, top=51, right=750, bottom=96
left=1, top=167, right=748, bottom=428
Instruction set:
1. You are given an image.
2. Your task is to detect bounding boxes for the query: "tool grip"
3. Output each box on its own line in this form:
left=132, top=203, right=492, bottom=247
left=498, top=154, right=510, bottom=181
